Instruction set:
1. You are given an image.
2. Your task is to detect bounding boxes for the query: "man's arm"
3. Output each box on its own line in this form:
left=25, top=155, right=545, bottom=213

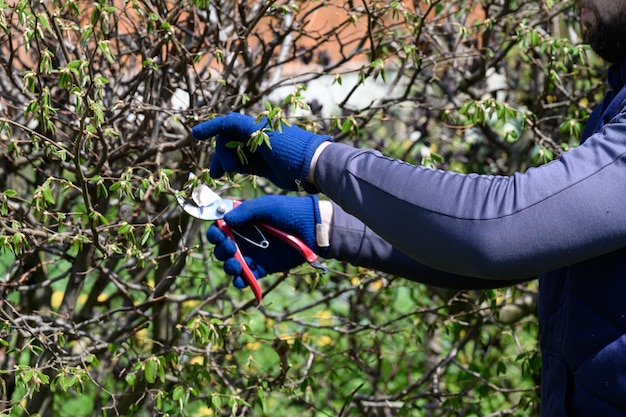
left=312, top=110, right=626, bottom=281
left=326, top=201, right=532, bottom=289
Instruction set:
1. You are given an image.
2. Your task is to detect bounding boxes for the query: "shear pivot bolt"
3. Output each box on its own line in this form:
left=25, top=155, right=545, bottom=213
left=216, top=204, right=227, bottom=215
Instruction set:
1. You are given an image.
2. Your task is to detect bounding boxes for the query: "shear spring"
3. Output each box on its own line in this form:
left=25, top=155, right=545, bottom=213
left=231, top=224, right=270, bottom=249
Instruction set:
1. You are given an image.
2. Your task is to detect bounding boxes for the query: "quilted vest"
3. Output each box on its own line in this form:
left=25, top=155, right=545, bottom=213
left=539, top=60, right=626, bottom=416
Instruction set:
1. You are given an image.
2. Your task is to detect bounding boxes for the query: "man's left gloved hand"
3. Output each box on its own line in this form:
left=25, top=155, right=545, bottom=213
left=191, top=112, right=332, bottom=193
left=206, top=195, right=325, bottom=289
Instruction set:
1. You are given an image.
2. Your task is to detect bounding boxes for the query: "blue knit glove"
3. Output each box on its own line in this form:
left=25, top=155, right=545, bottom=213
left=191, top=112, right=332, bottom=193
left=206, top=195, right=324, bottom=289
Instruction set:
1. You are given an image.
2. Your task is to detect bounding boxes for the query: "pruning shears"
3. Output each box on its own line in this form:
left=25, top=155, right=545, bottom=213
left=177, top=173, right=327, bottom=303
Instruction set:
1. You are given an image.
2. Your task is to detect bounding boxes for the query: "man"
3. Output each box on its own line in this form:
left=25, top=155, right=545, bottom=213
left=191, top=1, right=626, bottom=415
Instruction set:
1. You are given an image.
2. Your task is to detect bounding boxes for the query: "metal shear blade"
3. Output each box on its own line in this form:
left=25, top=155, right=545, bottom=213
left=177, top=194, right=235, bottom=220
left=176, top=173, right=235, bottom=220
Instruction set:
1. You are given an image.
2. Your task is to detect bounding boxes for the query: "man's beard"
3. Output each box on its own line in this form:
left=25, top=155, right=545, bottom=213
left=587, top=13, right=626, bottom=64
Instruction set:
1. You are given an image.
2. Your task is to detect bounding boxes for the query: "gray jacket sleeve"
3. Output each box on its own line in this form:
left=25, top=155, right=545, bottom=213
left=315, top=110, right=626, bottom=284
left=327, top=203, right=527, bottom=289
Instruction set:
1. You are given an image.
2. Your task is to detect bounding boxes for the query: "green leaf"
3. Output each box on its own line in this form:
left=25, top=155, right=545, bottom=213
left=211, top=394, right=222, bottom=410
left=42, top=187, right=55, bottom=204
left=144, top=358, right=158, bottom=384
left=140, top=224, right=154, bottom=245
left=497, top=361, right=507, bottom=375
left=125, top=373, right=137, bottom=388
left=118, top=222, right=132, bottom=235
left=172, top=385, right=184, bottom=401
left=3, top=189, right=17, bottom=198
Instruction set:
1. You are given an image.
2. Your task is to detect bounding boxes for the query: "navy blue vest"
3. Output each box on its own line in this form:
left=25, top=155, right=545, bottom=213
left=539, top=61, right=626, bottom=416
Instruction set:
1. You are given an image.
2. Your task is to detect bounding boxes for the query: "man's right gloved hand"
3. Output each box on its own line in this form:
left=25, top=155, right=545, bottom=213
left=206, top=195, right=325, bottom=289
left=191, top=112, right=332, bottom=193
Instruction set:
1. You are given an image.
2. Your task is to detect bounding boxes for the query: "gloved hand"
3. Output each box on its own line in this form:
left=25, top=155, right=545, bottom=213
left=191, top=112, right=332, bottom=193
left=206, top=195, right=326, bottom=289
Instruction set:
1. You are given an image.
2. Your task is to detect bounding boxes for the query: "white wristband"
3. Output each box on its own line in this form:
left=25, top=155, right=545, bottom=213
left=316, top=223, right=330, bottom=248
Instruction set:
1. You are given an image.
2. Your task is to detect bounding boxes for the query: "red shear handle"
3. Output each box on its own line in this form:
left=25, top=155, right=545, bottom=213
left=259, top=223, right=318, bottom=264
left=231, top=199, right=321, bottom=265
left=216, top=219, right=263, bottom=303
